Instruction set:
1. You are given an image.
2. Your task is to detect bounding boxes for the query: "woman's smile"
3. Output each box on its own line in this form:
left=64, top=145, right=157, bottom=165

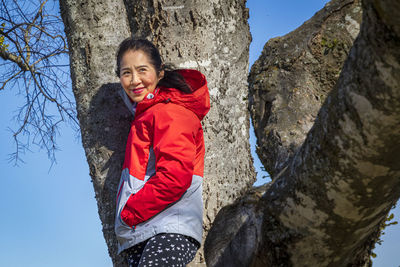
left=131, top=87, right=145, bottom=94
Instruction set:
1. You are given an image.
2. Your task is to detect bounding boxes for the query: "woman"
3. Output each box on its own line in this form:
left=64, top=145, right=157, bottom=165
left=114, top=38, right=210, bottom=267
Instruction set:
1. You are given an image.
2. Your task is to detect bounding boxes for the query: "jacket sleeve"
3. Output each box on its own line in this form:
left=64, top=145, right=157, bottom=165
left=120, top=105, right=198, bottom=227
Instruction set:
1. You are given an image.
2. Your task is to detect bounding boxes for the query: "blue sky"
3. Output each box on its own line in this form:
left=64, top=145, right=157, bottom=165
left=0, top=1, right=398, bottom=266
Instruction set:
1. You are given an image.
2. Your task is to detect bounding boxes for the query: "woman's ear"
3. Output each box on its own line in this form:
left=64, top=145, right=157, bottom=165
left=158, top=70, right=165, bottom=81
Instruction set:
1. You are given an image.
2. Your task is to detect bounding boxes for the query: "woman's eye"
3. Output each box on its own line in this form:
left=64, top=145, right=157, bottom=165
left=139, top=68, right=146, bottom=73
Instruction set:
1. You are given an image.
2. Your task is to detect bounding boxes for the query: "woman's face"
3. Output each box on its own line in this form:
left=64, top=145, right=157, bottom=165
left=119, top=50, right=163, bottom=103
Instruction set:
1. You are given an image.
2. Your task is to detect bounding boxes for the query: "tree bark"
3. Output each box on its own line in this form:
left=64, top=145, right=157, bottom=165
left=59, top=0, right=255, bottom=265
left=248, top=0, right=362, bottom=177
left=205, top=0, right=400, bottom=266
left=59, top=1, right=131, bottom=266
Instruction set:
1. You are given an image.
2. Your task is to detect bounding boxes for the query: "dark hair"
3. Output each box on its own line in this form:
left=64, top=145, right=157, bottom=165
left=116, top=38, right=192, bottom=94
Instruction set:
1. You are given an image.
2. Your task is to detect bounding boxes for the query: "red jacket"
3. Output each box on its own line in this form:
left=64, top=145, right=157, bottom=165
left=115, top=69, right=210, bottom=245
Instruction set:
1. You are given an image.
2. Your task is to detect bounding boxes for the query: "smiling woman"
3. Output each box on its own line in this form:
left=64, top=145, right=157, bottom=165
left=114, top=38, right=210, bottom=267
left=115, top=39, right=192, bottom=101
left=119, top=50, right=163, bottom=103
left=1, top=1, right=398, bottom=267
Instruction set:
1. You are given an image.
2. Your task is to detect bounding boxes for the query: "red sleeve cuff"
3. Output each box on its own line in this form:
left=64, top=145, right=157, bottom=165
left=121, top=205, right=135, bottom=227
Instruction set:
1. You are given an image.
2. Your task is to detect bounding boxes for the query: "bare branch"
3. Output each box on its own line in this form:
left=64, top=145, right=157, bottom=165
left=0, top=0, right=77, bottom=163
left=0, top=45, right=29, bottom=70
left=0, top=69, right=21, bottom=89
left=24, top=0, right=48, bottom=63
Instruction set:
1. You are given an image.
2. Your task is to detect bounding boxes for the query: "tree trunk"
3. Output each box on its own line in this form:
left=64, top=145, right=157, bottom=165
left=59, top=0, right=255, bottom=265
left=205, top=0, right=400, bottom=266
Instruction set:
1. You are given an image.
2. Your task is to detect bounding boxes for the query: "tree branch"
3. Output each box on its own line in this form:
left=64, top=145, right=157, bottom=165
left=0, top=44, right=29, bottom=70
left=1, top=0, right=77, bottom=163
left=0, top=69, right=21, bottom=89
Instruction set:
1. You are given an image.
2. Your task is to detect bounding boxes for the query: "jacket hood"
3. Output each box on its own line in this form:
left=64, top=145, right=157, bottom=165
left=134, top=69, right=210, bottom=121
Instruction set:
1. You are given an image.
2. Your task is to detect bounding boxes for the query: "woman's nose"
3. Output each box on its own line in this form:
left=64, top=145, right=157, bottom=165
left=130, top=74, right=140, bottom=85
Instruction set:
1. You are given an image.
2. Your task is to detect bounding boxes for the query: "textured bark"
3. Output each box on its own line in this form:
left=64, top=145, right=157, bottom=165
left=248, top=0, right=362, bottom=177
left=60, top=0, right=254, bottom=265
left=204, top=184, right=267, bottom=266
left=205, top=0, right=400, bottom=266
left=59, top=1, right=131, bottom=266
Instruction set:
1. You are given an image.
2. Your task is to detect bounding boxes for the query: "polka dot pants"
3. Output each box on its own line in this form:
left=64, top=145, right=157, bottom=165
left=125, top=233, right=199, bottom=267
